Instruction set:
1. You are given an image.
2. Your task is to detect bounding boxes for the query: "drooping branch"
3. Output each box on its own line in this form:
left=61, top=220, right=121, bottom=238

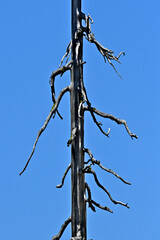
left=59, top=41, right=72, bottom=68
left=82, top=13, right=124, bottom=78
left=83, top=148, right=131, bottom=185
left=83, top=167, right=129, bottom=209
left=56, top=164, right=71, bottom=188
left=19, top=86, right=70, bottom=176
left=83, top=106, right=138, bottom=139
left=49, top=61, right=73, bottom=119
left=86, top=33, right=125, bottom=78
left=51, top=216, right=71, bottom=240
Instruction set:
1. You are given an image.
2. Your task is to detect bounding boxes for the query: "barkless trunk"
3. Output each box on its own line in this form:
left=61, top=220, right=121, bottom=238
left=70, top=0, right=86, bottom=239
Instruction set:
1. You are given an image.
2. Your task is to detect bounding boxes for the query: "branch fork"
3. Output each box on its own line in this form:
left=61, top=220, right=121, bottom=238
left=84, top=167, right=129, bottom=209
left=83, top=148, right=131, bottom=185
left=85, top=183, right=113, bottom=213
left=84, top=105, right=138, bottom=139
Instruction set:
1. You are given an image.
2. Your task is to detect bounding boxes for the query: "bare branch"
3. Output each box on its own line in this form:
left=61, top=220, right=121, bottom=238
left=89, top=110, right=110, bottom=137
left=90, top=200, right=113, bottom=213
left=98, top=164, right=131, bottom=185
left=19, top=86, right=70, bottom=176
left=85, top=182, right=113, bottom=213
left=85, top=183, right=96, bottom=212
left=56, top=164, right=71, bottom=188
left=49, top=61, right=73, bottom=119
left=83, top=106, right=138, bottom=139
left=51, top=216, right=71, bottom=240
left=85, top=33, right=124, bottom=78
left=67, top=127, right=77, bottom=147
left=83, top=168, right=129, bottom=209
left=83, top=148, right=131, bottom=185
left=50, top=61, right=73, bottom=82
left=59, top=41, right=72, bottom=68
left=82, top=14, right=124, bottom=78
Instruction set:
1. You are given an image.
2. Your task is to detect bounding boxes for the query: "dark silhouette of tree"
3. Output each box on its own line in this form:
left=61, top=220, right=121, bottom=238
left=19, top=1, right=138, bottom=239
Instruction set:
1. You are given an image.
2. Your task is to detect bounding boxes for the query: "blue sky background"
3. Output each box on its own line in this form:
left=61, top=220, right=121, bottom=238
left=0, top=0, right=159, bottom=239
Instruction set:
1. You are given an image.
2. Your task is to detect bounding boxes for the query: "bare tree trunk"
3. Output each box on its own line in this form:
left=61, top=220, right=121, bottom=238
left=19, top=2, right=138, bottom=239
left=70, top=0, right=86, bottom=239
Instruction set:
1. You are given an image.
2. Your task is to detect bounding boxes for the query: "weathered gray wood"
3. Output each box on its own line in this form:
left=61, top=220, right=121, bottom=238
left=70, top=0, right=86, bottom=239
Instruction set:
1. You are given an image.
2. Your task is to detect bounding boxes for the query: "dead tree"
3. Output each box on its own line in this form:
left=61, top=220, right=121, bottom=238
left=19, top=1, right=138, bottom=239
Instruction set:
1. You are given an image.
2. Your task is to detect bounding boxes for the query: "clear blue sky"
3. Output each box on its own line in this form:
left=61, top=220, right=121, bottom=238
left=0, top=0, right=159, bottom=239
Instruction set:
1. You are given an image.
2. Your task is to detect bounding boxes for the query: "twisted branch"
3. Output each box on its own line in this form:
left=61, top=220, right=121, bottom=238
left=49, top=61, right=73, bottom=119
left=83, top=14, right=124, bottom=78
left=83, top=148, right=131, bottom=185
left=51, top=216, right=71, bottom=240
left=19, top=86, right=70, bottom=176
left=56, top=164, right=71, bottom=188
left=83, top=106, right=138, bottom=139
left=84, top=168, right=129, bottom=209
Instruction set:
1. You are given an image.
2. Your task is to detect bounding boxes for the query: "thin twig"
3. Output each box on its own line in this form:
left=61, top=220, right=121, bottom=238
left=51, top=216, right=71, bottom=240
left=83, top=148, right=131, bottom=185
left=59, top=41, right=72, bottom=68
left=90, top=200, right=113, bottom=213
left=19, top=86, right=70, bottom=176
left=84, top=168, right=129, bottom=208
left=83, top=106, right=138, bottom=139
left=56, top=164, right=71, bottom=188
